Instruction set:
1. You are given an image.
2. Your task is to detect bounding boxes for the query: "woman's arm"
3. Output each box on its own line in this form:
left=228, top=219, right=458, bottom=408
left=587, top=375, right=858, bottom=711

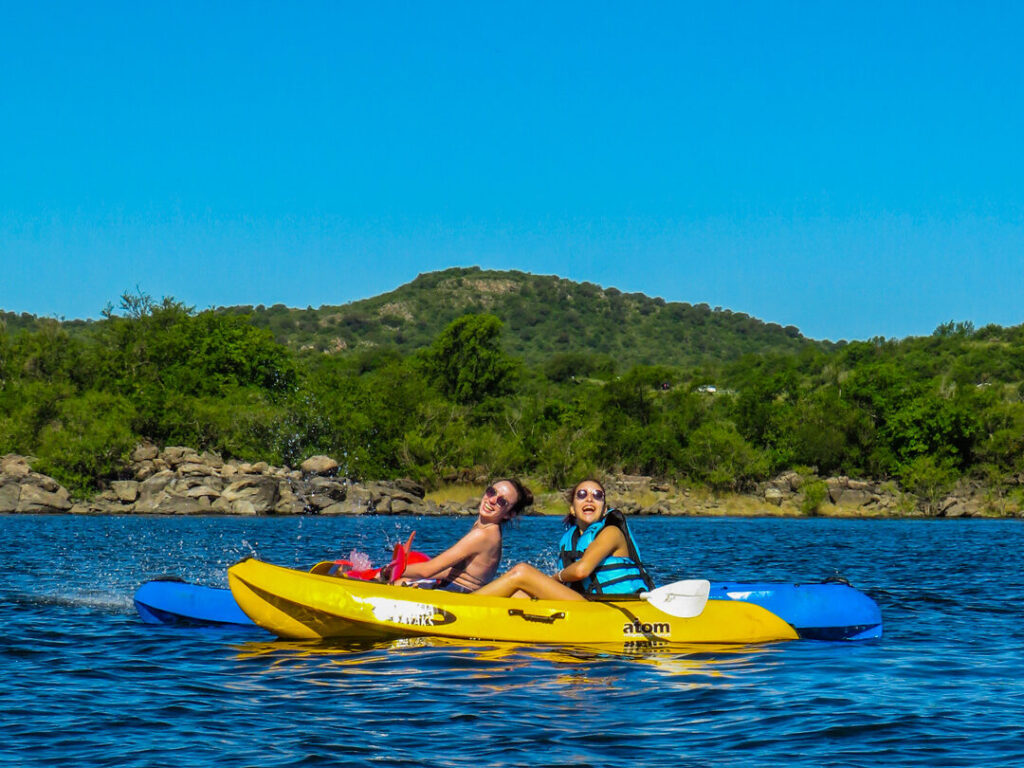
left=401, top=527, right=490, bottom=580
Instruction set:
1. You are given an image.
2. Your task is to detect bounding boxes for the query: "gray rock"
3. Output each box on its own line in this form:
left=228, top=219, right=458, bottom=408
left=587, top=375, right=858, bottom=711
left=301, top=455, right=339, bottom=475
left=274, top=482, right=304, bottom=515
left=0, top=483, right=20, bottom=513
left=1, top=455, right=31, bottom=478
left=391, top=478, right=425, bottom=499
left=184, top=484, right=222, bottom=500
left=131, top=443, right=159, bottom=462
left=317, top=499, right=363, bottom=515
left=111, top=481, right=140, bottom=503
left=134, top=460, right=157, bottom=481
left=135, top=471, right=177, bottom=513
left=28, top=472, right=63, bottom=494
left=178, top=462, right=216, bottom=476
left=221, top=476, right=280, bottom=514
left=308, top=477, right=347, bottom=500
left=162, top=446, right=196, bottom=466
left=153, top=495, right=211, bottom=515
left=841, top=489, right=875, bottom=506
left=764, top=488, right=784, bottom=506
left=199, top=451, right=224, bottom=469
left=17, top=484, right=73, bottom=513
left=390, top=497, right=426, bottom=515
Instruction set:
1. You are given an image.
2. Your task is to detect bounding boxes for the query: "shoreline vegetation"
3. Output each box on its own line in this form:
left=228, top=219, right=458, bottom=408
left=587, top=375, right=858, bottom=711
left=3, top=270, right=1024, bottom=514
left=2, top=446, right=1020, bottom=519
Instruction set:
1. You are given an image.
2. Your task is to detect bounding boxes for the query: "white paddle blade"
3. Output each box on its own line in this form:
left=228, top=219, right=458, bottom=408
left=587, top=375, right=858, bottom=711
left=640, top=579, right=711, bottom=618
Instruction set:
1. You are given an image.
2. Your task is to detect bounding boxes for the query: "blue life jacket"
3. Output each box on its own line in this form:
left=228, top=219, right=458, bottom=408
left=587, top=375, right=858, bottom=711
left=558, top=509, right=654, bottom=596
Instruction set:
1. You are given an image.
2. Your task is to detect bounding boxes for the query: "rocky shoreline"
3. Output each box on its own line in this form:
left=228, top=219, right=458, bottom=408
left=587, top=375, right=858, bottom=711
left=1, top=446, right=1020, bottom=519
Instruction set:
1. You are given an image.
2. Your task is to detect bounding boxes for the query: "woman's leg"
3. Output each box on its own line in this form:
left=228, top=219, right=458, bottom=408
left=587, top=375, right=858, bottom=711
left=473, top=563, right=585, bottom=600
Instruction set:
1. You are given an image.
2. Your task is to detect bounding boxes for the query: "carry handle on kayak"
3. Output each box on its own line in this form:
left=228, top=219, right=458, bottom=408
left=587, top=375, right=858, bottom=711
left=508, top=609, right=566, bottom=624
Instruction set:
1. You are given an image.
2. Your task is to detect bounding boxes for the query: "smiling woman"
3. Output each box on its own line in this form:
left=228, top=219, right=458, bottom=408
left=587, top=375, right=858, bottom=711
left=473, top=478, right=655, bottom=600
left=396, top=478, right=533, bottom=592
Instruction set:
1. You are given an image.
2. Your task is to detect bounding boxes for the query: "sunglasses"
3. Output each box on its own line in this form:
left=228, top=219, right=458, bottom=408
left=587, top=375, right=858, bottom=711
left=575, top=488, right=605, bottom=501
left=484, top=486, right=512, bottom=510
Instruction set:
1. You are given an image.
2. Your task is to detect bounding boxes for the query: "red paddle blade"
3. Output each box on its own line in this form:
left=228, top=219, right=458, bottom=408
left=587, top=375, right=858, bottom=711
left=382, top=531, right=417, bottom=583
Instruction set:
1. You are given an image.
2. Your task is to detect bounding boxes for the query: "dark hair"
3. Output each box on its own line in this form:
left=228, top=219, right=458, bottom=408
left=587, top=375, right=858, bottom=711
left=492, top=477, right=533, bottom=525
left=563, top=478, right=607, bottom=527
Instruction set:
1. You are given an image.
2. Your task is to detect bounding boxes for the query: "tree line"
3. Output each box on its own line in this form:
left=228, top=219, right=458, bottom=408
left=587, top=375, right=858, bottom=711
left=2, top=294, right=1023, bottom=507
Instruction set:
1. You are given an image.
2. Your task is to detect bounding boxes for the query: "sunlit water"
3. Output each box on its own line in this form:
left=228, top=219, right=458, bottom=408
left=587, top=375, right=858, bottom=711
left=3, top=514, right=1023, bottom=767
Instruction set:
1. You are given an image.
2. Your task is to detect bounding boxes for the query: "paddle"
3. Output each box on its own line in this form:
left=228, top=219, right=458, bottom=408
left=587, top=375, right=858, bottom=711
left=379, top=532, right=417, bottom=583
left=639, top=578, right=711, bottom=618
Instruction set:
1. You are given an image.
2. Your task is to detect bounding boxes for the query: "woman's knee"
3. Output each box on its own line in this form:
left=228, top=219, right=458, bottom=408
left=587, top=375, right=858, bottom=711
left=507, top=562, right=539, bottom=582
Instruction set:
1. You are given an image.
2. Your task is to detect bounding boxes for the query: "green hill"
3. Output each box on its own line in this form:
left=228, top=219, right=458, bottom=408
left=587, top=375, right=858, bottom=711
left=219, top=267, right=823, bottom=367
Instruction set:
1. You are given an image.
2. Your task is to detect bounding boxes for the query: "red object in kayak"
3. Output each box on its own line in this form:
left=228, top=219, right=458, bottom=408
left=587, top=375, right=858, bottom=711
left=331, top=536, right=427, bottom=581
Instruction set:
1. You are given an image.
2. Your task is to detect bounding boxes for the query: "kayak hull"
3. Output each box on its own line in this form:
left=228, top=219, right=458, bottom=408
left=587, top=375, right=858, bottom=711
left=227, top=558, right=801, bottom=644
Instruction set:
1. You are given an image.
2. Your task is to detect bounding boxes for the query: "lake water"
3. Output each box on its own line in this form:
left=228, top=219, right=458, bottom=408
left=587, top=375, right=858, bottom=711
left=3, top=513, right=1023, bottom=767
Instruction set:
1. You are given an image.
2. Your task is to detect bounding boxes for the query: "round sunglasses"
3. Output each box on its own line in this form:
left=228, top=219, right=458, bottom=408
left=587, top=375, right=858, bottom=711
left=575, top=488, right=605, bottom=501
left=484, top=485, right=512, bottom=509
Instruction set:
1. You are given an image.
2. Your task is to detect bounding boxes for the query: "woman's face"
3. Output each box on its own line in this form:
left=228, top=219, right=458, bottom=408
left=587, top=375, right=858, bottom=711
left=571, top=481, right=606, bottom=528
left=479, top=480, right=518, bottom=525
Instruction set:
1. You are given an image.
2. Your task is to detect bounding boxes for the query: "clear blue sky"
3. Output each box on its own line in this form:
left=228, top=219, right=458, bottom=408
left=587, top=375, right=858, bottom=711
left=2, top=2, right=1022, bottom=341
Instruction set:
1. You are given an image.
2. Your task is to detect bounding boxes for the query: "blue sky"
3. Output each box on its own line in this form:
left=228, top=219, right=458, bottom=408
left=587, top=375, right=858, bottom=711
left=2, top=2, right=1022, bottom=341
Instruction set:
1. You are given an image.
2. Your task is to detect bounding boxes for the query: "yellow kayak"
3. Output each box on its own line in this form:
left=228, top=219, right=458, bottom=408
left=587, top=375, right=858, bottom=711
left=228, top=558, right=800, bottom=644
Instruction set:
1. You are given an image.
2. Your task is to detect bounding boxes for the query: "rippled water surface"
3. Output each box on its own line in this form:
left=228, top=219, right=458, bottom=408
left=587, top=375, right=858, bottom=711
left=3, top=514, right=1023, bottom=767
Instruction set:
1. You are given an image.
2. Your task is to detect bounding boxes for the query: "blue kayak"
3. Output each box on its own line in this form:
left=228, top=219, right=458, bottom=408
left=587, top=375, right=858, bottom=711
left=708, top=581, right=882, bottom=641
left=134, top=577, right=881, bottom=640
left=134, top=578, right=257, bottom=627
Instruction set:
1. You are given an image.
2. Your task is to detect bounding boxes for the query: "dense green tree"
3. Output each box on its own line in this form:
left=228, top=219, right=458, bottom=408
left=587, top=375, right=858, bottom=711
left=423, top=314, right=516, bottom=405
left=33, top=391, right=138, bottom=493
left=682, top=421, right=770, bottom=491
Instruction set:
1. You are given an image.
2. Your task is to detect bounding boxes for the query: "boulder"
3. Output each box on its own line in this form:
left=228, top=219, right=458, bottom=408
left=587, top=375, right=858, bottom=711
left=306, top=494, right=340, bottom=510
left=307, top=477, right=347, bottom=501
left=153, top=495, right=212, bottom=515
left=111, top=481, right=140, bottom=503
left=836, top=489, right=875, bottom=507
left=826, top=478, right=845, bottom=504
left=318, top=499, right=366, bottom=515
left=177, top=462, right=216, bottom=476
left=220, top=476, right=280, bottom=514
left=17, top=484, right=73, bottom=513
left=1, top=455, right=31, bottom=478
left=162, top=446, right=198, bottom=466
left=28, top=472, right=63, bottom=494
left=389, top=497, right=421, bottom=514
left=134, top=460, right=157, bottom=481
left=135, top=471, right=177, bottom=513
left=199, top=451, right=224, bottom=469
left=0, top=483, right=20, bottom=513
left=183, top=484, right=222, bottom=501
left=764, top=488, right=784, bottom=506
left=131, top=443, right=159, bottom=462
left=301, top=455, right=339, bottom=475
left=391, top=478, right=426, bottom=499
left=274, top=482, right=305, bottom=515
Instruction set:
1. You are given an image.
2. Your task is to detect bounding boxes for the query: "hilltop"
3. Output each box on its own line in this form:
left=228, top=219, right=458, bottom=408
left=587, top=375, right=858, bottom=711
left=216, top=267, right=824, bottom=368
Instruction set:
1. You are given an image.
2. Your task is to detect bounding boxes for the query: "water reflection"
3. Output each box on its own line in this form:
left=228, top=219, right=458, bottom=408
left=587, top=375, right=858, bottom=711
left=232, top=634, right=786, bottom=690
